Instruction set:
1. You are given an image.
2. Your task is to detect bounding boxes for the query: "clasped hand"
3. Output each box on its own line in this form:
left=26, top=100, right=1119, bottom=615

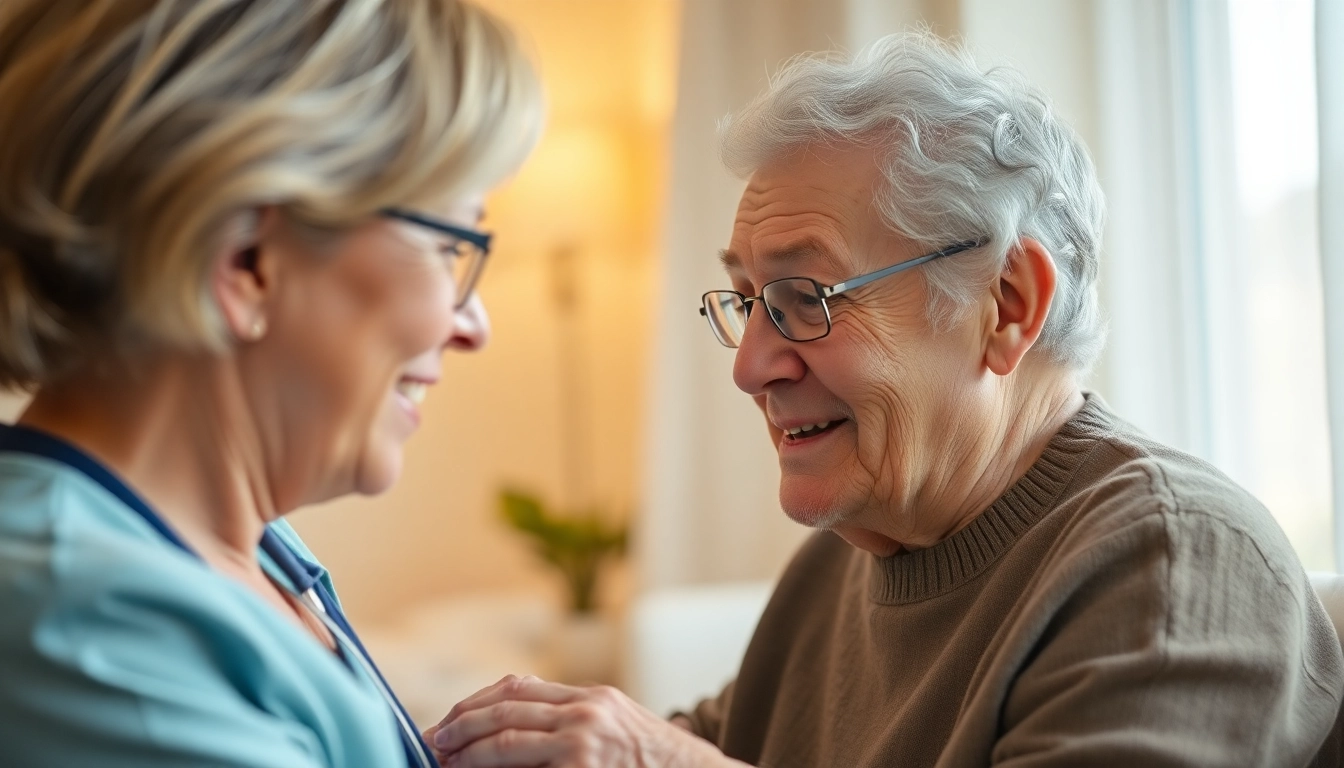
left=424, top=675, right=744, bottom=768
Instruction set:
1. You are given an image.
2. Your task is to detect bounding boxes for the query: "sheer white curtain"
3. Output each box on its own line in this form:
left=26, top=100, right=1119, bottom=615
left=1319, top=0, right=1344, bottom=569
left=1094, top=0, right=1333, bottom=569
left=1092, top=0, right=1227, bottom=458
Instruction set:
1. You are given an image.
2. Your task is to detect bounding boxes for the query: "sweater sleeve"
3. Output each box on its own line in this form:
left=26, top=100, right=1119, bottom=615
left=989, top=496, right=1343, bottom=767
left=675, top=679, right=737, bottom=744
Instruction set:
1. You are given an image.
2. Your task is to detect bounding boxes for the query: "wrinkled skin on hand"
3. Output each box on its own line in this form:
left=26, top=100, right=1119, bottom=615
left=424, top=675, right=748, bottom=768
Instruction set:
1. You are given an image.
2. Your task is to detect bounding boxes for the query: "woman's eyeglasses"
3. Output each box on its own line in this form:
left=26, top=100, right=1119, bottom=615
left=381, top=208, right=492, bottom=310
left=700, top=241, right=980, bottom=348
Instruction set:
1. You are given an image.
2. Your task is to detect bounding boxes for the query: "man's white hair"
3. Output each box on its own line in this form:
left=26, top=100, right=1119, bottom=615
left=719, top=31, right=1106, bottom=370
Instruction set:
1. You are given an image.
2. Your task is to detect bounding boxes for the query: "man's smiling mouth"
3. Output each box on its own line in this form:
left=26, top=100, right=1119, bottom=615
left=783, top=419, right=848, bottom=441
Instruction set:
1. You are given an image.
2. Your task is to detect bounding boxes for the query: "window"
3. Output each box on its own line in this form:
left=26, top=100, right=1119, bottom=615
left=1208, top=0, right=1331, bottom=568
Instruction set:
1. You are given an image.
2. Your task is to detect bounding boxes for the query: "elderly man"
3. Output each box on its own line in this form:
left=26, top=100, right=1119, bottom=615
left=428, top=32, right=1344, bottom=768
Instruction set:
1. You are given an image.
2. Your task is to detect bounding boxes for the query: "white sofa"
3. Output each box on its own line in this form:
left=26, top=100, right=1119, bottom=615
left=623, top=581, right=774, bottom=716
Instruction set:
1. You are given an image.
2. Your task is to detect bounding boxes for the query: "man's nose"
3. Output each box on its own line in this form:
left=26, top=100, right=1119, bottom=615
left=733, top=303, right=806, bottom=395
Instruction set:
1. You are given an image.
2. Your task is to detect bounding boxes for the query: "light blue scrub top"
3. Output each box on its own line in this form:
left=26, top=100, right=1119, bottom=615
left=0, top=437, right=406, bottom=766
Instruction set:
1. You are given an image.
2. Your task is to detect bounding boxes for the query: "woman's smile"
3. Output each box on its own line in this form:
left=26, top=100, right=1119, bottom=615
left=392, top=376, right=433, bottom=429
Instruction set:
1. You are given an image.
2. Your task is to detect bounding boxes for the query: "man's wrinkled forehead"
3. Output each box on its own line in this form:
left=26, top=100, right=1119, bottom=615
left=721, top=146, right=879, bottom=279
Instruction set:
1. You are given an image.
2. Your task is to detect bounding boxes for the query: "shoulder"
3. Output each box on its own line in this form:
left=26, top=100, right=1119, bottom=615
left=990, top=418, right=1344, bottom=764
left=1029, top=398, right=1292, bottom=581
left=1055, top=415, right=1300, bottom=588
left=1024, top=400, right=1340, bottom=664
left=0, top=453, right=288, bottom=698
left=0, top=456, right=392, bottom=766
left=0, top=452, right=227, bottom=609
left=0, top=450, right=87, bottom=535
left=1037, top=409, right=1338, bottom=679
left=0, top=451, right=195, bottom=594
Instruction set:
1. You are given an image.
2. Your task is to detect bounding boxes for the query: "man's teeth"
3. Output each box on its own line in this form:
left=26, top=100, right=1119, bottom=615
left=786, top=421, right=832, bottom=436
left=396, top=381, right=428, bottom=405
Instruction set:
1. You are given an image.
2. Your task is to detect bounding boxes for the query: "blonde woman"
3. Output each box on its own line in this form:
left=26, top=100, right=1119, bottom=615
left=0, top=1, right=540, bottom=766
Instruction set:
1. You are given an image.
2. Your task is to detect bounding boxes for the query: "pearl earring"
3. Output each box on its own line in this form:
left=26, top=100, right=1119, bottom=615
left=250, top=317, right=267, bottom=340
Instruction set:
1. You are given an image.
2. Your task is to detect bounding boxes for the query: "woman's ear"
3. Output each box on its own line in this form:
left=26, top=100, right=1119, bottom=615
left=983, top=237, right=1056, bottom=376
left=212, top=208, right=280, bottom=342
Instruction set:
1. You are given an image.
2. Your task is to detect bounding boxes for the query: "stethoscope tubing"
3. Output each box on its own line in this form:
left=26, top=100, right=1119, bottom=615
left=261, top=532, right=437, bottom=768
left=294, top=584, right=434, bottom=768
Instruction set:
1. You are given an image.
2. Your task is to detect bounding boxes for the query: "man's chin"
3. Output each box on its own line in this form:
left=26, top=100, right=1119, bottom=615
left=780, top=494, right=851, bottom=530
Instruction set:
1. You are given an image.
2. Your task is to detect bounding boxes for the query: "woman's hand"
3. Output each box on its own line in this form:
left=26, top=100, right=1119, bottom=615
left=425, top=675, right=746, bottom=768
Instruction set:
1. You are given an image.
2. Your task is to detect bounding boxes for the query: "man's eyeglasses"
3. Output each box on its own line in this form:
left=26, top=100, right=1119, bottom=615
left=699, top=241, right=980, bottom=348
left=382, top=208, right=493, bottom=310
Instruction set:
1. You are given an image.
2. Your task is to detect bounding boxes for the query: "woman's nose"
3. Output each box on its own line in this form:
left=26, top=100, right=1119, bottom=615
left=446, top=294, right=490, bottom=352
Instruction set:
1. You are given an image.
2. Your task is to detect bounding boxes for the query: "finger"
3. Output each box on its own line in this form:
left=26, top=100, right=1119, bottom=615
left=431, top=675, right=533, bottom=731
left=448, top=728, right=557, bottom=768
left=434, top=700, right=561, bottom=754
left=457, top=675, right=530, bottom=711
left=424, top=727, right=458, bottom=768
left=441, top=677, right=586, bottom=725
left=423, top=726, right=445, bottom=765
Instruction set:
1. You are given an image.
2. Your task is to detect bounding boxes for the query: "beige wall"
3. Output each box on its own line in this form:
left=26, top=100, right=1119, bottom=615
left=960, top=0, right=1100, bottom=150
left=289, top=0, right=681, bottom=625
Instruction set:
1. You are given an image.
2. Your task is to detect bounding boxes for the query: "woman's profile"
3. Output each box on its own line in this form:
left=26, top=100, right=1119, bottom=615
left=0, top=1, right=542, bottom=765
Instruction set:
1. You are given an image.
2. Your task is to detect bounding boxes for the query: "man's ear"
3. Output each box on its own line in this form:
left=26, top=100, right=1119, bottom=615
left=212, top=208, right=281, bottom=342
left=983, top=237, right=1056, bottom=376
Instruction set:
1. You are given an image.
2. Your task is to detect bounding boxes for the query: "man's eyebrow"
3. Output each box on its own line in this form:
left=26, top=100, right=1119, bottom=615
left=718, top=238, right=844, bottom=274
left=770, top=239, right=843, bottom=270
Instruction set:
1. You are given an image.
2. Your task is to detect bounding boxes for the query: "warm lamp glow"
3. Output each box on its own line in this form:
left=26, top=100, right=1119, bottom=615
left=492, top=126, right=633, bottom=251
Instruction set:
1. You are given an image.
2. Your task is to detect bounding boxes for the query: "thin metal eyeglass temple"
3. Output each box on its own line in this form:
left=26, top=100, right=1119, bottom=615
left=822, top=240, right=981, bottom=297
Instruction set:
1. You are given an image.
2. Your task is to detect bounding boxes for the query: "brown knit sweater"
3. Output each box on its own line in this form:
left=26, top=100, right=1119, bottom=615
left=682, top=396, right=1344, bottom=767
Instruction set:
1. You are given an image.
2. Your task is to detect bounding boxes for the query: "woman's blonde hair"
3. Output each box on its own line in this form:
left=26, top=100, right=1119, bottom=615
left=0, top=0, right=542, bottom=389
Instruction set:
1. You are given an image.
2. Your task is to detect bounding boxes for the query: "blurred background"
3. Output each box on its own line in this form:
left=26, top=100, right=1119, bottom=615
left=3, top=0, right=1341, bottom=727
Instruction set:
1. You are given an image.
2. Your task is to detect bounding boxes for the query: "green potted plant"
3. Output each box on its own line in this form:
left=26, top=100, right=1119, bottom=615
left=498, top=487, right=629, bottom=614
left=499, top=488, right=629, bottom=683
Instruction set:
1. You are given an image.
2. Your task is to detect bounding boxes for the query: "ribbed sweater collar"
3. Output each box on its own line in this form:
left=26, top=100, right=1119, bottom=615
left=868, top=395, right=1110, bottom=604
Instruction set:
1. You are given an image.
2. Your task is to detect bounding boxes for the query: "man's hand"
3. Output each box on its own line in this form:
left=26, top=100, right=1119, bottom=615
left=424, top=675, right=748, bottom=768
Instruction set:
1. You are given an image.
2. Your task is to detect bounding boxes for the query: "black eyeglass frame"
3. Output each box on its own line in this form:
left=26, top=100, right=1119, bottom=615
left=381, top=207, right=493, bottom=309
left=699, top=240, right=981, bottom=347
